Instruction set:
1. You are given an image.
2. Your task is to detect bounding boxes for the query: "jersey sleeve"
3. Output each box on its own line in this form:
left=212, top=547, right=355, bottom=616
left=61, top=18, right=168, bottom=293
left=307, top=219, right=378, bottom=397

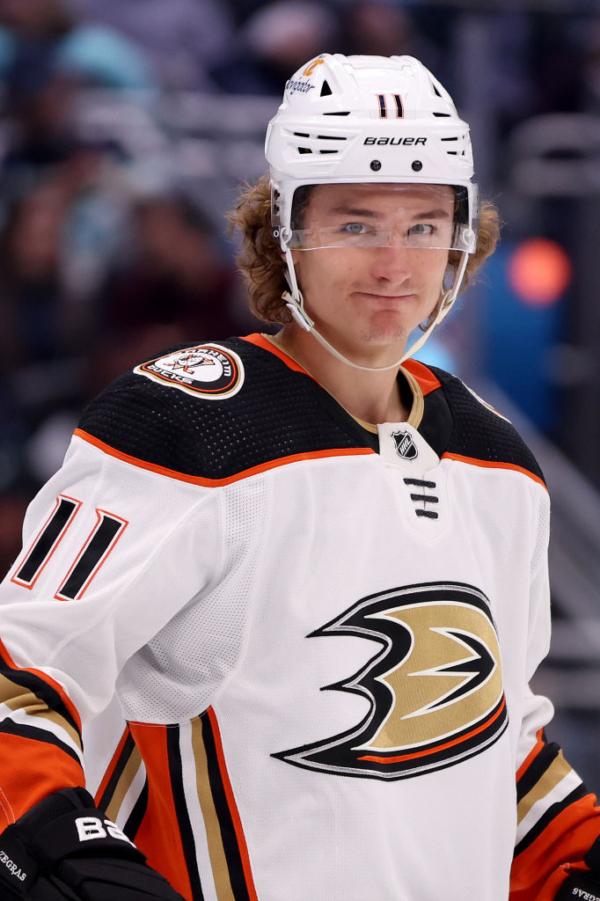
left=510, top=493, right=600, bottom=899
left=0, top=432, right=222, bottom=831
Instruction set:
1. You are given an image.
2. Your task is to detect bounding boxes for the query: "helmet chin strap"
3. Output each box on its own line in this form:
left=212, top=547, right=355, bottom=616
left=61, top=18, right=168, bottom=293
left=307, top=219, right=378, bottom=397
left=282, top=244, right=469, bottom=372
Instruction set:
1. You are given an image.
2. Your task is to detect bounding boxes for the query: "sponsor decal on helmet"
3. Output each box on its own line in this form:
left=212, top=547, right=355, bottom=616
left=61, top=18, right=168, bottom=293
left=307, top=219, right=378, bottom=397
left=274, top=581, right=508, bottom=780
left=286, top=78, right=316, bottom=96
left=134, top=344, right=245, bottom=399
left=363, top=136, right=427, bottom=146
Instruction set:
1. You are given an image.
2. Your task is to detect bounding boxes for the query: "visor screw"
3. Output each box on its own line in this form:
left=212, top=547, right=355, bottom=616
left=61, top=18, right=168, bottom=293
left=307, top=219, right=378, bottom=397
left=370, top=159, right=381, bottom=172
left=412, top=160, right=423, bottom=172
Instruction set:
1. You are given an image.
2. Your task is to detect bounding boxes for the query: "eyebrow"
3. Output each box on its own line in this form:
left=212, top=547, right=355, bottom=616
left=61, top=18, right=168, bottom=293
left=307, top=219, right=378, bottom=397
left=327, top=204, right=452, bottom=220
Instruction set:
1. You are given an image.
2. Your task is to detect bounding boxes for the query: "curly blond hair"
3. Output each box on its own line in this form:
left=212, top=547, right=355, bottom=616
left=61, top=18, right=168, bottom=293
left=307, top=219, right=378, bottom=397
left=228, top=175, right=500, bottom=325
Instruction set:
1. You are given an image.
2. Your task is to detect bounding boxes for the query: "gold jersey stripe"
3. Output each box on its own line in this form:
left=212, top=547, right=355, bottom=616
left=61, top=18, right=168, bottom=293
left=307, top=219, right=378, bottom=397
left=351, top=364, right=423, bottom=432
left=0, top=673, right=82, bottom=750
left=517, top=750, right=573, bottom=825
left=191, top=717, right=236, bottom=901
left=401, top=363, right=425, bottom=430
left=104, top=743, right=143, bottom=822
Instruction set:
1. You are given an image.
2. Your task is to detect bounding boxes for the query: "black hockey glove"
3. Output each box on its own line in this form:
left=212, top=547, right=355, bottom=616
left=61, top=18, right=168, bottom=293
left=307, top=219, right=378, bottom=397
left=554, top=838, right=600, bottom=900
left=0, top=787, right=184, bottom=900
left=555, top=872, right=600, bottom=900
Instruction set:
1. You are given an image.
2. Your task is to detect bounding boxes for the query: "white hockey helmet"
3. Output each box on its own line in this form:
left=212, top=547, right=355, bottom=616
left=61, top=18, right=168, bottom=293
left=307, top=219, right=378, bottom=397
left=264, top=53, right=479, bottom=368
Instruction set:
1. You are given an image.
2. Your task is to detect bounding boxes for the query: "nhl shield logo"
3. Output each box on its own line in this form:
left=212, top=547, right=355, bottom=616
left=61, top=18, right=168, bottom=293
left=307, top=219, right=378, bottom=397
left=134, top=344, right=244, bottom=400
left=392, top=429, right=418, bottom=460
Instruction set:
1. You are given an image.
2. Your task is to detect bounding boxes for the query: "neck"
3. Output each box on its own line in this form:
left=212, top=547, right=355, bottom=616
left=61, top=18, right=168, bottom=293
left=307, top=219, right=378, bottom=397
left=272, top=324, right=410, bottom=424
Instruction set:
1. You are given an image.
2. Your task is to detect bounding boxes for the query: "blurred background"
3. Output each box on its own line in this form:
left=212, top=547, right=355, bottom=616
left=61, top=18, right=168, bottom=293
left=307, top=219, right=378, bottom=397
left=0, top=0, right=599, bottom=783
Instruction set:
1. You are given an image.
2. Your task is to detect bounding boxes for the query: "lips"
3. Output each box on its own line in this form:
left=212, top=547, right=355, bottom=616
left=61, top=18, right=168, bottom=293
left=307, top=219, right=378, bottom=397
left=354, top=291, right=417, bottom=301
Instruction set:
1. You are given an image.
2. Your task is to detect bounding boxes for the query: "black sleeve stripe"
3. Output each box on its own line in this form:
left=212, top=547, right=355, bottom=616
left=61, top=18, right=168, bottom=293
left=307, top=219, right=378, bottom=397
left=0, top=656, right=81, bottom=738
left=517, top=741, right=561, bottom=801
left=514, top=784, right=589, bottom=857
left=0, top=717, right=82, bottom=764
left=96, top=733, right=136, bottom=812
left=123, top=777, right=149, bottom=842
left=167, top=726, right=204, bottom=901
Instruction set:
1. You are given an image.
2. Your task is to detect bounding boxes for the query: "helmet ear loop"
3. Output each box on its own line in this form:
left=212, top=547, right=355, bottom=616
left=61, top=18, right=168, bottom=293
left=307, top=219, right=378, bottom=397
left=280, top=233, right=314, bottom=332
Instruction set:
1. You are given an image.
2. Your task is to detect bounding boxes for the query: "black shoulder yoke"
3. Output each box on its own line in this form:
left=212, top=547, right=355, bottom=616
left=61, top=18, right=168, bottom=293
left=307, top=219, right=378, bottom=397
left=78, top=337, right=378, bottom=480
left=430, top=366, right=546, bottom=485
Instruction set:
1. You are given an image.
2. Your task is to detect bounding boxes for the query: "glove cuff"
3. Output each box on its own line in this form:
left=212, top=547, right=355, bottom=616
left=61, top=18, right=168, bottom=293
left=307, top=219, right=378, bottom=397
left=555, top=871, right=600, bottom=900
left=0, top=788, right=144, bottom=897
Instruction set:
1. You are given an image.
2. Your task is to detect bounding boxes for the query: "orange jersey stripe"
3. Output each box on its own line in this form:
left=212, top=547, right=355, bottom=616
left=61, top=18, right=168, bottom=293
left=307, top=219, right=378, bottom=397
left=511, top=793, right=600, bottom=900
left=0, top=732, right=84, bottom=829
left=0, top=637, right=82, bottom=733
left=442, top=452, right=547, bottom=489
left=74, top=429, right=375, bottom=487
left=129, top=724, right=192, bottom=901
left=207, top=708, right=259, bottom=901
left=358, top=697, right=506, bottom=765
left=403, top=359, right=442, bottom=396
left=242, top=335, right=444, bottom=401
left=241, top=333, right=310, bottom=375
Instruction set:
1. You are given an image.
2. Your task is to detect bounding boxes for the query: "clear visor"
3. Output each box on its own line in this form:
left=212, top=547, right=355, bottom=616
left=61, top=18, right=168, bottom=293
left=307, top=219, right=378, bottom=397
left=286, top=183, right=476, bottom=254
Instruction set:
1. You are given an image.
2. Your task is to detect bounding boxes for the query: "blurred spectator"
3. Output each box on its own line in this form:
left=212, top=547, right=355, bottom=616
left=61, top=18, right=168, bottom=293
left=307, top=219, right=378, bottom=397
left=530, top=13, right=584, bottom=116
left=339, top=1, right=436, bottom=65
left=93, top=193, right=242, bottom=384
left=0, top=0, right=155, bottom=90
left=0, top=0, right=157, bottom=203
left=0, top=182, right=73, bottom=369
left=1, top=56, right=81, bottom=185
left=0, top=492, right=29, bottom=584
left=74, top=0, right=234, bottom=91
left=210, top=1, right=339, bottom=95
left=578, top=16, right=600, bottom=112
left=0, top=179, right=90, bottom=522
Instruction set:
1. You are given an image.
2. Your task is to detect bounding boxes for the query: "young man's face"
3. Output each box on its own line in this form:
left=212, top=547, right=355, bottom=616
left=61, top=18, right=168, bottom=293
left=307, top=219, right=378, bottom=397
left=291, top=182, right=455, bottom=359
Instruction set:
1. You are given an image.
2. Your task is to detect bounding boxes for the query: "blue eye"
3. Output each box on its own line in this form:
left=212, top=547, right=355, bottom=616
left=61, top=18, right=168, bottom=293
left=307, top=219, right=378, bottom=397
left=341, top=222, right=371, bottom=235
left=408, top=223, right=435, bottom=237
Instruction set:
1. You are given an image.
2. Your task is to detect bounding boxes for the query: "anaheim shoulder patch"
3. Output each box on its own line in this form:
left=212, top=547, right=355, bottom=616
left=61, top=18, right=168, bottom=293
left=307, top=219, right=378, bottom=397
left=134, top=344, right=245, bottom=400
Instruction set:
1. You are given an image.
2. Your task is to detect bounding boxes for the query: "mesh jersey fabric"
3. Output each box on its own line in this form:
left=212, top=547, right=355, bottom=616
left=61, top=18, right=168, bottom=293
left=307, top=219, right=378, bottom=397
left=78, top=336, right=544, bottom=484
left=1, top=333, right=571, bottom=901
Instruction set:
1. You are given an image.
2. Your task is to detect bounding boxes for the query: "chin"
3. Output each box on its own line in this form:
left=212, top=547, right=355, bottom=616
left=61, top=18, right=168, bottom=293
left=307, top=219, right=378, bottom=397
left=360, top=317, right=413, bottom=346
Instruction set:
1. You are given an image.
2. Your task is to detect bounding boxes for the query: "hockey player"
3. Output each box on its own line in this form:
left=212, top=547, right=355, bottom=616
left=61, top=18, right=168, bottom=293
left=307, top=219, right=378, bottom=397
left=1, top=53, right=600, bottom=901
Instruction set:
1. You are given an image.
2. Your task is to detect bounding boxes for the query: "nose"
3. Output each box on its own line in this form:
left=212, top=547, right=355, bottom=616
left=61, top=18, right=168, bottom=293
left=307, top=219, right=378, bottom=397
left=368, top=244, right=413, bottom=285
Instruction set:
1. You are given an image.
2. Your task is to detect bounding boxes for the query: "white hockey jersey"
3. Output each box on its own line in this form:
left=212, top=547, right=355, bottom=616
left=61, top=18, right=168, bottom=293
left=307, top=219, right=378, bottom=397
left=1, top=334, right=598, bottom=901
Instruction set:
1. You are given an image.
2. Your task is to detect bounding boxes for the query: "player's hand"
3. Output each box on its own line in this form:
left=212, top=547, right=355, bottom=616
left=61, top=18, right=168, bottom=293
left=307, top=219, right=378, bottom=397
left=554, top=871, right=600, bottom=900
left=0, top=787, right=184, bottom=899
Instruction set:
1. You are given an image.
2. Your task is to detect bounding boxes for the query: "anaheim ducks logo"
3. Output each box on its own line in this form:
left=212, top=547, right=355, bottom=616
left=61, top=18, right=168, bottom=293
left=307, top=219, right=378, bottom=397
left=274, top=582, right=508, bottom=780
left=134, top=344, right=244, bottom=399
left=302, top=57, right=324, bottom=77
